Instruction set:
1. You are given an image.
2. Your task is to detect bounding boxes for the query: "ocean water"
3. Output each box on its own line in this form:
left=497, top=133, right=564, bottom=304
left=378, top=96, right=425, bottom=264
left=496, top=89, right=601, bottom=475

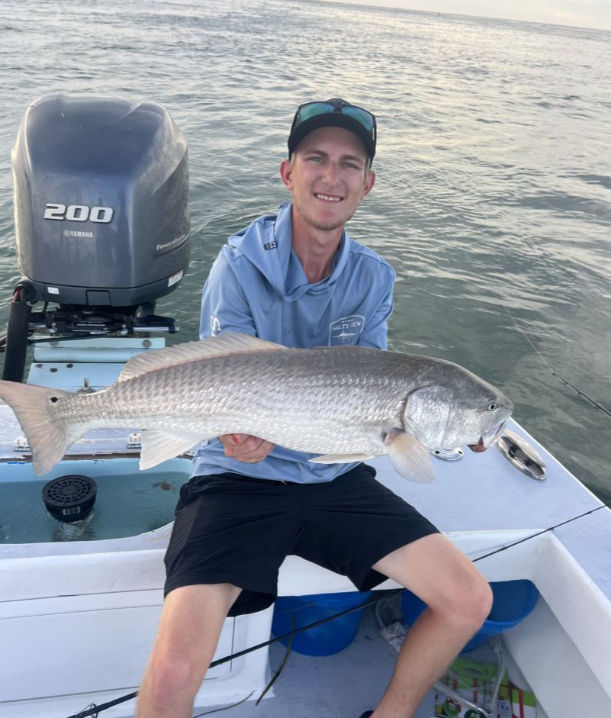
left=0, top=0, right=609, bottom=501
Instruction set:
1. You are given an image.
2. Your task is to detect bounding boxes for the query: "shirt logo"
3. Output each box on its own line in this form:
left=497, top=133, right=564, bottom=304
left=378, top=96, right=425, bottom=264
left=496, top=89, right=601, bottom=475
left=329, top=315, right=365, bottom=345
left=264, top=241, right=277, bottom=250
left=210, top=316, right=221, bottom=336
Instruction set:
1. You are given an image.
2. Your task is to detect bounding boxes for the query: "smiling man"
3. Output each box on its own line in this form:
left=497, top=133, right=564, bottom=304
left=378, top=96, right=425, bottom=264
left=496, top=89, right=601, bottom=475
left=281, top=123, right=375, bottom=281
left=136, top=99, right=492, bottom=718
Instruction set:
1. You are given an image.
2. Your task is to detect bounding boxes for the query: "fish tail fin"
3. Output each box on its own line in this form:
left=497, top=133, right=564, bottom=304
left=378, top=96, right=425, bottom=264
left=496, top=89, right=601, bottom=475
left=0, top=380, right=78, bottom=475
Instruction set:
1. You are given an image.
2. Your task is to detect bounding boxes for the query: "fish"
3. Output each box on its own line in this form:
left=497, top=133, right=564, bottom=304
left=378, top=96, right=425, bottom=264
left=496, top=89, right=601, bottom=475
left=0, top=333, right=513, bottom=482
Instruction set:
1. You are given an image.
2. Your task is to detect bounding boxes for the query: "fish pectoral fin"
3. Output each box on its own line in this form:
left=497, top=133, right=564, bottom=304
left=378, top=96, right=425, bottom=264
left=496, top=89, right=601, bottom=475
left=309, top=453, right=375, bottom=464
left=384, top=428, right=435, bottom=484
left=139, top=429, right=207, bottom=471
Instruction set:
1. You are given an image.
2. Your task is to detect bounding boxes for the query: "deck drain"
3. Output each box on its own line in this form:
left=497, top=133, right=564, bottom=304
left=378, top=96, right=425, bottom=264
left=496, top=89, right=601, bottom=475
left=42, top=475, right=97, bottom=523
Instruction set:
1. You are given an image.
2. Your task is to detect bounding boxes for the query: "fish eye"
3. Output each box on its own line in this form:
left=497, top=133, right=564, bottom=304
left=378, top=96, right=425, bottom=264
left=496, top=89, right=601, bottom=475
left=488, top=402, right=497, bottom=411
left=50, top=397, right=58, bottom=403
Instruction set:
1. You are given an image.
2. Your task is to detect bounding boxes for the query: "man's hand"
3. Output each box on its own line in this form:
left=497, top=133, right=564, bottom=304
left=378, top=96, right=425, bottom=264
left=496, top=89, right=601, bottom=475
left=219, top=434, right=275, bottom=463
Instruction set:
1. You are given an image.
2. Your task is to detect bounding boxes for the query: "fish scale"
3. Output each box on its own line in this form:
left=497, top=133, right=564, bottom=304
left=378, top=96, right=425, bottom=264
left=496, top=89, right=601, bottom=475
left=85, top=350, right=406, bottom=455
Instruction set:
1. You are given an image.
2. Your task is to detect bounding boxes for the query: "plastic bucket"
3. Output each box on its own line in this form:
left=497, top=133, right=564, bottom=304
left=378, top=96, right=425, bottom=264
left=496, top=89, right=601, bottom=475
left=401, top=580, right=539, bottom=653
left=272, top=591, right=372, bottom=656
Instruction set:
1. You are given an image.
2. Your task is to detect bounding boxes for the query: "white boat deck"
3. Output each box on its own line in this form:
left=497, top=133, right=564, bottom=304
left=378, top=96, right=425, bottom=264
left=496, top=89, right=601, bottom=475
left=0, top=355, right=610, bottom=717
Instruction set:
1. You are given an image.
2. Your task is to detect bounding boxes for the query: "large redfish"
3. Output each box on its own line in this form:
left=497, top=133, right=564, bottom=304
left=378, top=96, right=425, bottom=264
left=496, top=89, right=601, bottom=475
left=0, top=333, right=512, bottom=481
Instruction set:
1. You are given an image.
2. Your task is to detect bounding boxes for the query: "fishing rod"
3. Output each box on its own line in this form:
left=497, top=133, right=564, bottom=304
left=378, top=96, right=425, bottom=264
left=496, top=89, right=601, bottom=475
left=66, top=501, right=610, bottom=718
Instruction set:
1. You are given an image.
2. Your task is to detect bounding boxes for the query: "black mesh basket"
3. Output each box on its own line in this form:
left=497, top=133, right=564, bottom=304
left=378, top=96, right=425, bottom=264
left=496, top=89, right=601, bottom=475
left=42, top=475, right=97, bottom=523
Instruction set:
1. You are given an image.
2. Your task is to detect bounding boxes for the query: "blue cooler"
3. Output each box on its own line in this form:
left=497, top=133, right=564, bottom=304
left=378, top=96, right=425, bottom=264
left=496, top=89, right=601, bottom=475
left=401, top=580, right=539, bottom=653
left=272, top=591, right=372, bottom=656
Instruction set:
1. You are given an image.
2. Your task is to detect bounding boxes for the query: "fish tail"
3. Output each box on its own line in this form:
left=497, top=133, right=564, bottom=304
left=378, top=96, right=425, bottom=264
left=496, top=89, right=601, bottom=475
left=0, top=380, right=77, bottom=475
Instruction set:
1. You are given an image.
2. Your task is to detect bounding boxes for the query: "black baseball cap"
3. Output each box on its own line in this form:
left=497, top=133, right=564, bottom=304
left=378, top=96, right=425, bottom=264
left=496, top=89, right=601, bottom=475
left=288, top=99, right=377, bottom=161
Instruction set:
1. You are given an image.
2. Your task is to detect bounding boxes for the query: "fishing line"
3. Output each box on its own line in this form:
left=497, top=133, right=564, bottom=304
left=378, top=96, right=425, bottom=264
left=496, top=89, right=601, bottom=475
left=65, top=501, right=610, bottom=718
left=492, top=293, right=611, bottom=419
left=469, top=502, right=610, bottom=562
left=458, top=207, right=611, bottom=420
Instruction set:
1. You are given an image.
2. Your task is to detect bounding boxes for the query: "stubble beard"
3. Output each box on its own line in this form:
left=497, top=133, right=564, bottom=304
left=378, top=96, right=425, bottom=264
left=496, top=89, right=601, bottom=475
left=293, top=196, right=355, bottom=233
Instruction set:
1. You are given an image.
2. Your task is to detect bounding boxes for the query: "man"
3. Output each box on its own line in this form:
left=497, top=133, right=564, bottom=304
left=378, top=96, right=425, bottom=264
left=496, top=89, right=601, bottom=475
left=136, top=99, right=492, bottom=718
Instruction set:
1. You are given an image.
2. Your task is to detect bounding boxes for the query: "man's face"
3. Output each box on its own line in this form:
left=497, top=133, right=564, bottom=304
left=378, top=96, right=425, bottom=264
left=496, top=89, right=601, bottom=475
left=280, top=126, right=375, bottom=232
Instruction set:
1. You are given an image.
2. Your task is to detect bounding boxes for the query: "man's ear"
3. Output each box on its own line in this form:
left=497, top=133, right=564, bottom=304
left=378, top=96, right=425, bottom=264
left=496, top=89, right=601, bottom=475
left=279, top=158, right=293, bottom=191
left=362, top=170, right=376, bottom=198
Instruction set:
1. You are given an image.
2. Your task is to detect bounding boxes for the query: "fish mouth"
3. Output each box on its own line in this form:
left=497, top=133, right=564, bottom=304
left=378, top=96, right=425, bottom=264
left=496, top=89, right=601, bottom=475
left=468, top=421, right=508, bottom=453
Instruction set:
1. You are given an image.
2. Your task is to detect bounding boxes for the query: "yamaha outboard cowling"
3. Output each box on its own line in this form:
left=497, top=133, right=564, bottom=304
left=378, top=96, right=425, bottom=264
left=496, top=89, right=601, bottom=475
left=3, top=94, right=190, bottom=382
left=12, top=93, right=190, bottom=306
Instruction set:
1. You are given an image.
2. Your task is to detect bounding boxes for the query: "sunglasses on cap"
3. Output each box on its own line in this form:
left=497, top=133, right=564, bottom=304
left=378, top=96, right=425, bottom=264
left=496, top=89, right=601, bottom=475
left=295, top=100, right=376, bottom=132
left=289, top=99, right=377, bottom=159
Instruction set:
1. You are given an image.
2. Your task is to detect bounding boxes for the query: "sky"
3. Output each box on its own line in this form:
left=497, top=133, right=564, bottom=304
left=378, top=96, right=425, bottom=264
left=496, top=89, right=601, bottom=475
left=318, top=0, right=611, bottom=31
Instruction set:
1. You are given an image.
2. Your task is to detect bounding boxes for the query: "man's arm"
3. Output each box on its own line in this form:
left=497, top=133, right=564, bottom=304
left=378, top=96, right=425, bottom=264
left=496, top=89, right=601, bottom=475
left=200, top=251, right=275, bottom=462
left=199, top=252, right=257, bottom=339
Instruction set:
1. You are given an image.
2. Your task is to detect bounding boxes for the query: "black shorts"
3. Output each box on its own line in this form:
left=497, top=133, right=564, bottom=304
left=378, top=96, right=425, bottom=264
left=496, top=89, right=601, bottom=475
left=164, top=464, right=439, bottom=616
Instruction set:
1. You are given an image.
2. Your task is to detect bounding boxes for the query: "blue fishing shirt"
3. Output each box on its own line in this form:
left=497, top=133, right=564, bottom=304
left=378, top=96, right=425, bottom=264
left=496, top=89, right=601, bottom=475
left=190, top=202, right=395, bottom=484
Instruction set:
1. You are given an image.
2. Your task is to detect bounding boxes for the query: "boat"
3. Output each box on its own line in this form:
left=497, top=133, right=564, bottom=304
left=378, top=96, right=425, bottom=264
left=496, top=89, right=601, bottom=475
left=0, top=94, right=609, bottom=718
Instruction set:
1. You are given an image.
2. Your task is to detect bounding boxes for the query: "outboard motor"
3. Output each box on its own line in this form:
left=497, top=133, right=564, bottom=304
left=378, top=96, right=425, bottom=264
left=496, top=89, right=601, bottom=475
left=3, top=93, right=190, bottom=381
